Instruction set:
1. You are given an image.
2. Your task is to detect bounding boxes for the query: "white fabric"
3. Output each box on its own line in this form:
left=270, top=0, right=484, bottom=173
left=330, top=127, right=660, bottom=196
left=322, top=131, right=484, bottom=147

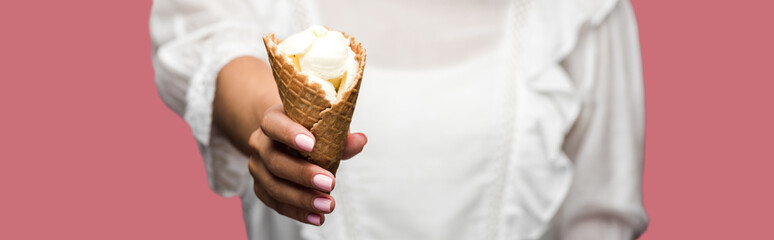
left=150, top=0, right=648, bottom=239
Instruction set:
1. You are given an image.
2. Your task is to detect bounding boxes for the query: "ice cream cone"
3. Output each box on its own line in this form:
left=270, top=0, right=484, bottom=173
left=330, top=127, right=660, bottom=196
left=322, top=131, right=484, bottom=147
left=262, top=32, right=365, bottom=175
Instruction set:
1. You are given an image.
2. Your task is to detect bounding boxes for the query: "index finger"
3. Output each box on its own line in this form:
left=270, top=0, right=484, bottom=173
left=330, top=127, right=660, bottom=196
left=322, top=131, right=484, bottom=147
left=260, top=105, right=316, bottom=153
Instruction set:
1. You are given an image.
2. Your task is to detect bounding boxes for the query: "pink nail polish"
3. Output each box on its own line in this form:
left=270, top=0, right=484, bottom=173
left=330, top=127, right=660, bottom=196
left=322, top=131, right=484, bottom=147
left=295, top=134, right=314, bottom=152
left=313, top=197, right=332, bottom=212
left=357, top=133, right=367, bottom=144
left=307, top=213, right=321, bottom=226
left=312, top=174, right=333, bottom=192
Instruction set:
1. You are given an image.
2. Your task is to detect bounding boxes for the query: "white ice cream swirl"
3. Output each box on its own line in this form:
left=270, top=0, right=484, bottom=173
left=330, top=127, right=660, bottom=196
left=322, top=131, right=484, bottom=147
left=277, top=25, right=358, bottom=103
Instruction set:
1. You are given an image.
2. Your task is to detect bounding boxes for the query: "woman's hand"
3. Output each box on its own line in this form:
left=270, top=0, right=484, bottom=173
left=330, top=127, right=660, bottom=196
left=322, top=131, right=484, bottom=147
left=248, top=104, right=367, bottom=226
left=212, top=57, right=367, bottom=225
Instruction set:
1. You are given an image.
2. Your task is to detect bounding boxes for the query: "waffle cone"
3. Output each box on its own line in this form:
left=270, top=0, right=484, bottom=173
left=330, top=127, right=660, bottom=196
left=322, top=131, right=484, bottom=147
left=262, top=32, right=366, bottom=175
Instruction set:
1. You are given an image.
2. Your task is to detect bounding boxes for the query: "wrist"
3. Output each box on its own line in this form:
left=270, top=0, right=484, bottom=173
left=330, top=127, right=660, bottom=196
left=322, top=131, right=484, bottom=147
left=214, top=56, right=281, bottom=153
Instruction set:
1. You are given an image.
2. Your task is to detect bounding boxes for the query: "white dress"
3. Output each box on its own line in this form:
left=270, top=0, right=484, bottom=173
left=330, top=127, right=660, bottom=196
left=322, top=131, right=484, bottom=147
left=150, top=0, right=648, bottom=239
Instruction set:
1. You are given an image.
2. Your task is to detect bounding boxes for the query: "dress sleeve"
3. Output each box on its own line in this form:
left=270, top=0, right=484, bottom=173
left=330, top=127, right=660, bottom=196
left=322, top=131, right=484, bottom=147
left=150, top=0, right=267, bottom=145
left=149, top=0, right=268, bottom=196
left=556, top=0, right=649, bottom=238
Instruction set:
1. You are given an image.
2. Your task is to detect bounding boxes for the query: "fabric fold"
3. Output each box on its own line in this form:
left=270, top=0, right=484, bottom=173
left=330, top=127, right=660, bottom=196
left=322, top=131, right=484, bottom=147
left=501, top=0, right=622, bottom=238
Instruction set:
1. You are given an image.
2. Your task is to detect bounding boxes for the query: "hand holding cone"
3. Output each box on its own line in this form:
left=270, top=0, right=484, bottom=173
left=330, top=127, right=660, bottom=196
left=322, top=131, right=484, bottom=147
left=262, top=30, right=366, bottom=175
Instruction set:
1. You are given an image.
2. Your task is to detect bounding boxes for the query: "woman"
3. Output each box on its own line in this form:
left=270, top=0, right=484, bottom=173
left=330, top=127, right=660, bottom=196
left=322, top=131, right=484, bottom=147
left=150, top=0, right=648, bottom=239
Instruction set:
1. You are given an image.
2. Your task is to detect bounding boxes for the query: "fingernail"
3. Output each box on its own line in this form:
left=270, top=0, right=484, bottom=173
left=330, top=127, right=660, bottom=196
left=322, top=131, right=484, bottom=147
left=313, top=197, right=332, bottom=212
left=312, top=174, right=333, bottom=192
left=295, top=134, right=314, bottom=152
left=307, top=213, right=321, bottom=226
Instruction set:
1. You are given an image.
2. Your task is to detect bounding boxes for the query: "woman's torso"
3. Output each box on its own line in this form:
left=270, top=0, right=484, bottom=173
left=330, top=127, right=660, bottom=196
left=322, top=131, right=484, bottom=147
left=304, top=1, right=511, bottom=239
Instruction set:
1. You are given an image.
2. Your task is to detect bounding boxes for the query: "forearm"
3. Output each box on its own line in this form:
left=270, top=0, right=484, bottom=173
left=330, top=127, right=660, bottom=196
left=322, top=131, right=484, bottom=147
left=213, top=56, right=281, bottom=155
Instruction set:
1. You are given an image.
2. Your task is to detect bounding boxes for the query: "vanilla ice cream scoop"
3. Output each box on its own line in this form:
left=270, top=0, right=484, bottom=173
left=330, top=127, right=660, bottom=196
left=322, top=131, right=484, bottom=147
left=307, top=75, right=337, bottom=103
left=277, top=25, right=358, bottom=103
left=300, top=31, right=351, bottom=80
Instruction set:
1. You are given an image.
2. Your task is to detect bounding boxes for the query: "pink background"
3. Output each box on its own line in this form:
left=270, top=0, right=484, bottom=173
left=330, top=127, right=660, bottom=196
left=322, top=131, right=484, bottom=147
left=1, top=0, right=772, bottom=239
